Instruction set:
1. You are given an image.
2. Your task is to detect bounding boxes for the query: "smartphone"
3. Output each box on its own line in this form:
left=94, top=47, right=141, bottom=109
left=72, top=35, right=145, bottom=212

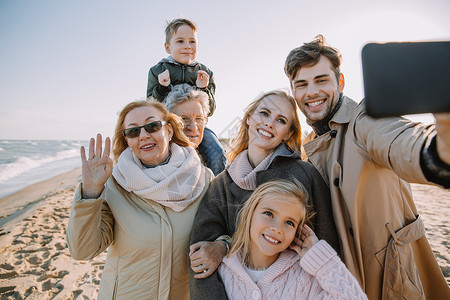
left=361, top=41, right=450, bottom=118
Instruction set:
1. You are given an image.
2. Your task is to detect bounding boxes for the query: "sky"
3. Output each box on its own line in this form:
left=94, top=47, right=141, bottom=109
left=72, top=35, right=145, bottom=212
left=1, top=0, right=449, bottom=140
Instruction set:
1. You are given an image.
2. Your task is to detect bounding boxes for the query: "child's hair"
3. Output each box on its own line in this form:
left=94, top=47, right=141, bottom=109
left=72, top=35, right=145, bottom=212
left=165, top=18, right=197, bottom=43
left=228, top=178, right=314, bottom=263
left=227, top=90, right=303, bottom=163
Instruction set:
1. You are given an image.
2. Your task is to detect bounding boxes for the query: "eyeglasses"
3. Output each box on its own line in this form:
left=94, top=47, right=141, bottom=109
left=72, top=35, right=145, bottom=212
left=181, top=116, right=207, bottom=127
left=122, top=120, right=167, bottom=138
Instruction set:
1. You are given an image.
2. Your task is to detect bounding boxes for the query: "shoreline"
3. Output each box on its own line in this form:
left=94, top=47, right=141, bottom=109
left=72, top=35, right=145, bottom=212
left=0, top=166, right=107, bottom=299
left=0, top=167, right=81, bottom=231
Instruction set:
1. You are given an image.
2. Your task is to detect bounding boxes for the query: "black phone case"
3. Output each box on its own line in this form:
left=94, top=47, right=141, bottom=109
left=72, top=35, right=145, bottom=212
left=361, top=41, right=450, bottom=117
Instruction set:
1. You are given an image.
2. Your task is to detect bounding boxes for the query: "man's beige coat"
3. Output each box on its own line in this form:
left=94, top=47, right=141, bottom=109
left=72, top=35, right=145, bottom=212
left=303, top=96, right=449, bottom=300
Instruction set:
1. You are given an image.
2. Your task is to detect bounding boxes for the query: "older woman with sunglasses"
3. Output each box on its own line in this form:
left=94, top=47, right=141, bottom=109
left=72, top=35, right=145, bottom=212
left=164, top=83, right=226, bottom=175
left=66, top=100, right=213, bottom=299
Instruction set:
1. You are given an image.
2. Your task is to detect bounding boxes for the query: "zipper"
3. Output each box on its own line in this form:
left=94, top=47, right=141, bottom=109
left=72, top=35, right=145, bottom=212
left=182, top=65, right=185, bottom=82
left=112, top=275, right=118, bottom=300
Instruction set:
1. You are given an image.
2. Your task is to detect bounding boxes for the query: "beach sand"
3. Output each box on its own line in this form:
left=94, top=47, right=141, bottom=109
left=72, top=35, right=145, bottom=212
left=0, top=169, right=448, bottom=299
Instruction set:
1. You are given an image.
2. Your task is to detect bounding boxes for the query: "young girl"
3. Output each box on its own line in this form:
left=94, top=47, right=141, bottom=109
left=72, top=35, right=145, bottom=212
left=219, top=179, right=367, bottom=300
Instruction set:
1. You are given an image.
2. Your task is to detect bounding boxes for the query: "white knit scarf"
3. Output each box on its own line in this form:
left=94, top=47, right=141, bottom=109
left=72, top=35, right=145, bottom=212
left=227, top=150, right=274, bottom=190
left=112, top=143, right=206, bottom=212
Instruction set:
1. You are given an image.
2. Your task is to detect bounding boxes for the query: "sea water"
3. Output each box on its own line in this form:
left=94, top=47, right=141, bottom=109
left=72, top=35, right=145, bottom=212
left=0, top=140, right=88, bottom=198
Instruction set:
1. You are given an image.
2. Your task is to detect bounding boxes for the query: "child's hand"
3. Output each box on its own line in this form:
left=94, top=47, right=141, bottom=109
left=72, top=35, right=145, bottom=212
left=290, top=224, right=319, bottom=258
left=158, top=69, right=171, bottom=87
left=196, top=70, right=209, bottom=88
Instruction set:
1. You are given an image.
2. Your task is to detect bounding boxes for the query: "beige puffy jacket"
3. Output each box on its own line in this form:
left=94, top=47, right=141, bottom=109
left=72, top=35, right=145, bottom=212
left=67, top=170, right=212, bottom=300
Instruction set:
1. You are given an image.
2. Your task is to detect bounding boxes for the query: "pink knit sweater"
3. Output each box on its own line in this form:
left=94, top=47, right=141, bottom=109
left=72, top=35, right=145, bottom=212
left=219, top=240, right=367, bottom=299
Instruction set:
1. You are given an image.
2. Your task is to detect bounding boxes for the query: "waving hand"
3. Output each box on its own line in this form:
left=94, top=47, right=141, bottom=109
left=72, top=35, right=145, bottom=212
left=80, top=134, right=113, bottom=198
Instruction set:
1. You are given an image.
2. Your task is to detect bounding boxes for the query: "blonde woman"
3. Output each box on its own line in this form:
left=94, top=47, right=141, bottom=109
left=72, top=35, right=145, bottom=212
left=188, top=90, right=339, bottom=299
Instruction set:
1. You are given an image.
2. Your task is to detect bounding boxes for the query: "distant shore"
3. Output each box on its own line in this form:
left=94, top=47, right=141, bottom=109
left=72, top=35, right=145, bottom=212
left=0, top=168, right=448, bottom=298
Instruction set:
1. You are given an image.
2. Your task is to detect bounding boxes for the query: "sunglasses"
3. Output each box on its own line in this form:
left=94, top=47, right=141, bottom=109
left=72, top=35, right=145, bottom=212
left=122, top=120, right=167, bottom=138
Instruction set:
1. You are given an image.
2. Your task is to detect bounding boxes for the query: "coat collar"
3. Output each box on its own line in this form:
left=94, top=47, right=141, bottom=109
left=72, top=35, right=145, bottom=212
left=226, top=143, right=299, bottom=197
left=161, top=55, right=198, bottom=67
left=331, top=95, right=359, bottom=125
left=304, top=95, right=358, bottom=142
left=225, top=143, right=299, bottom=171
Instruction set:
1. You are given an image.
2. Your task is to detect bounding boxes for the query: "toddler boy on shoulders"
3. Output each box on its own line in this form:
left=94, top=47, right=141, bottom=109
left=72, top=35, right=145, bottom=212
left=147, top=18, right=225, bottom=175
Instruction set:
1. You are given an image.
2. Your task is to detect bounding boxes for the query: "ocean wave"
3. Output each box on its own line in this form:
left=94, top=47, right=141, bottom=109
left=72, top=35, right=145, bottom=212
left=0, top=148, right=79, bottom=183
left=0, top=147, right=4, bottom=151
left=70, top=141, right=83, bottom=147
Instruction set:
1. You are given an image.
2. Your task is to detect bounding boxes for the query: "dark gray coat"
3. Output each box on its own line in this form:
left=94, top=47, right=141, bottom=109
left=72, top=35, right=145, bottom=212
left=189, top=144, right=340, bottom=299
left=146, top=57, right=216, bottom=116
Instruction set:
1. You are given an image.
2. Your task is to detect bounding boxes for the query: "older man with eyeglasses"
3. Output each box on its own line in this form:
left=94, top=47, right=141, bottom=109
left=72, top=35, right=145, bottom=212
left=164, top=83, right=226, bottom=175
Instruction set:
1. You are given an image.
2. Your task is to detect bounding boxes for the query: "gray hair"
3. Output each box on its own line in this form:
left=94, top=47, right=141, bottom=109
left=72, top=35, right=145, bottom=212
left=164, top=84, right=210, bottom=116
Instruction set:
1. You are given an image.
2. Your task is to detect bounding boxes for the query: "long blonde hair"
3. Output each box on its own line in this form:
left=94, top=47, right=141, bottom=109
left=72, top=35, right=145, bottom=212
left=228, top=178, right=314, bottom=264
left=112, top=100, right=192, bottom=163
left=227, top=90, right=303, bottom=163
